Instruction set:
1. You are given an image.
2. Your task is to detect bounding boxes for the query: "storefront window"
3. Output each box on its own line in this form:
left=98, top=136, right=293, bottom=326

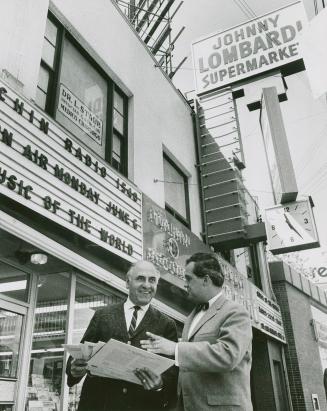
left=0, top=310, right=23, bottom=378
left=25, top=273, right=70, bottom=411
left=0, top=261, right=29, bottom=303
left=68, top=279, right=122, bottom=411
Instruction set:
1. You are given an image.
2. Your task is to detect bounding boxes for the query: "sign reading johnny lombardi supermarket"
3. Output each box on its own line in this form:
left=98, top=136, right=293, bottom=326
left=191, top=1, right=307, bottom=94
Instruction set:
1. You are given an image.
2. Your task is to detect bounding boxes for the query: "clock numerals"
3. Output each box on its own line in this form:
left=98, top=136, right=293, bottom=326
left=265, top=199, right=319, bottom=254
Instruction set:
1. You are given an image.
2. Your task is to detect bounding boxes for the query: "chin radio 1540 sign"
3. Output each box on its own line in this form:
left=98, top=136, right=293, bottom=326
left=0, top=80, right=142, bottom=263
left=191, top=1, right=307, bottom=95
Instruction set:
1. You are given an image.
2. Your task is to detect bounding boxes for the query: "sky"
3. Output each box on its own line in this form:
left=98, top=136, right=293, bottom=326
left=170, top=0, right=327, bottom=284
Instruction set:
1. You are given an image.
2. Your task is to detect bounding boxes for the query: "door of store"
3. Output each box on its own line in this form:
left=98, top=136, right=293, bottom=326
left=0, top=299, right=27, bottom=411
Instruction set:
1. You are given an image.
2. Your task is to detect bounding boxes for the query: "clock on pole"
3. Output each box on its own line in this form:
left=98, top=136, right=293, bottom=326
left=265, top=199, right=320, bottom=254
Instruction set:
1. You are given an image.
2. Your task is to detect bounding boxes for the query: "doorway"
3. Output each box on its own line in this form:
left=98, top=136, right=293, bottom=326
left=0, top=299, right=27, bottom=411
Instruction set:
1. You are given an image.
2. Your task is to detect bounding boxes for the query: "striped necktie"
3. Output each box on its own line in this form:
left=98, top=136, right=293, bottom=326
left=128, top=305, right=141, bottom=337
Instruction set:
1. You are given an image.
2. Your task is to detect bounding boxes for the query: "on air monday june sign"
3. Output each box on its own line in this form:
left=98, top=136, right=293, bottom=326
left=191, top=1, right=307, bottom=94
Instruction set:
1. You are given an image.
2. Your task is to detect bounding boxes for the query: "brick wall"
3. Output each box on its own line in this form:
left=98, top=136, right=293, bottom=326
left=273, top=281, right=306, bottom=410
left=273, top=280, right=327, bottom=411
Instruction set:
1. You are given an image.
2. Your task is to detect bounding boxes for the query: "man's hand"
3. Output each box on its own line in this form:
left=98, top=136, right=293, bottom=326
left=140, top=332, right=176, bottom=356
left=70, top=359, right=88, bottom=378
left=134, top=367, right=163, bottom=391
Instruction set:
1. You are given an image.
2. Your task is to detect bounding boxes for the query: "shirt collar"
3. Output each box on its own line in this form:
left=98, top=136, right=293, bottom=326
left=208, top=291, right=222, bottom=308
left=125, top=297, right=150, bottom=312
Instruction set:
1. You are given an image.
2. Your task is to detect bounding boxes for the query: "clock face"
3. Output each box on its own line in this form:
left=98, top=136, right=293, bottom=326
left=265, top=200, right=319, bottom=254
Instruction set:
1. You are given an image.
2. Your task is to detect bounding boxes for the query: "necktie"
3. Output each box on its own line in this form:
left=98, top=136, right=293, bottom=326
left=194, top=301, right=209, bottom=314
left=128, top=305, right=141, bottom=337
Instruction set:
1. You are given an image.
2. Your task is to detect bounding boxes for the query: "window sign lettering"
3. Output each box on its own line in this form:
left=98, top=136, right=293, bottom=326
left=58, top=84, right=103, bottom=145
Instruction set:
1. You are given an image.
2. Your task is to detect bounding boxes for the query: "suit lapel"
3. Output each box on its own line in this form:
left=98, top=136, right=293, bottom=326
left=188, top=294, right=226, bottom=341
left=117, top=303, right=130, bottom=341
left=101, top=303, right=129, bottom=342
left=182, top=309, right=197, bottom=341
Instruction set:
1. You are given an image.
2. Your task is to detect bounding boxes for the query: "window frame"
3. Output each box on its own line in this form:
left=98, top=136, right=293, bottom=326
left=163, top=153, right=190, bottom=228
left=249, top=244, right=262, bottom=290
left=36, top=13, right=63, bottom=115
left=109, top=86, right=129, bottom=175
left=36, top=12, right=129, bottom=177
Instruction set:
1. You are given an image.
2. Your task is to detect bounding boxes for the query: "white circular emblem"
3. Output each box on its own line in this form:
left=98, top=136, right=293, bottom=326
left=167, top=237, right=179, bottom=258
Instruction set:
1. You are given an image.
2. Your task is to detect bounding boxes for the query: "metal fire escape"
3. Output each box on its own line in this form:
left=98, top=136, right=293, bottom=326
left=115, top=0, right=186, bottom=78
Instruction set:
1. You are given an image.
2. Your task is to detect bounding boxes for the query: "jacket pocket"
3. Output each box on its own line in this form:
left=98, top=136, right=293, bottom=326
left=207, top=394, right=241, bottom=405
left=194, top=332, right=218, bottom=344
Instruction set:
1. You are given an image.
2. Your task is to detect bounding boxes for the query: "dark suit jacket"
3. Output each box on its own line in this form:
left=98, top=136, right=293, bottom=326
left=66, top=302, right=178, bottom=411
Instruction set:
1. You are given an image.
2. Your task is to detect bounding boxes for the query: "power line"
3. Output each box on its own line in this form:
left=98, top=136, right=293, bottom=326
left=164, top=0, right=288, bottom=73
left=303, top=169, right=327, bottom=195
left=154, top=178, right=198, bottom=185
left=300, top=172, right=327, bottom=198
left=299, top=161, right=327, bottom=190
left=153, top=178, right=312, bottom=197
left=232, top=0, right=281, bottom=47
left=234, top=0, right=256, bottom=20
left=295, top=121, right=327, bottom=180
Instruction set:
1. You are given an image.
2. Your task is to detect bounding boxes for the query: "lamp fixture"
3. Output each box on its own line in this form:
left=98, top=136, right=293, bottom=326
left=30, top=253, right=48, bottom=265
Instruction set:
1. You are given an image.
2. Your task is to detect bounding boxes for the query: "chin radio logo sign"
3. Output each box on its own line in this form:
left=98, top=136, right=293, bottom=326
left=316, top=267, right=327, bottom=278
left=166, top=237, right=180, bottom=259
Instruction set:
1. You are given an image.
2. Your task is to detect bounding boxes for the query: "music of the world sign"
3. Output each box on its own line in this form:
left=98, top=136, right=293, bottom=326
left=0, top=79, right=142, bottom=263
left=191, top=1, right=307, bottom=94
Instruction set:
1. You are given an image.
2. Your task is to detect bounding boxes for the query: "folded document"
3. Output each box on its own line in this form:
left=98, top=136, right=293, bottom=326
left=63, top=339, right=174, bottom=385
left=62, top=341, right=105, bottom=361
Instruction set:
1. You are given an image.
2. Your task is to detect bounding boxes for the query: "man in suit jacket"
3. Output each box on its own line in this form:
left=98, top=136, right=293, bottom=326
left=66, top=260, right=178, bottom=411
left=141, top=252, right=253, bottom=411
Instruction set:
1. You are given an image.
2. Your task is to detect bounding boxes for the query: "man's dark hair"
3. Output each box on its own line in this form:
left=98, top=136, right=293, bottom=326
left=186, top=252, right=224, bottom=287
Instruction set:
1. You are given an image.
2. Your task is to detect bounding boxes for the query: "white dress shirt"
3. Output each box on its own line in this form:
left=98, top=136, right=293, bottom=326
left=175, top=291, right=222, bottom=366
left=124, top=299, right=163, bottom=391
left=124, top=298, right=150, bottom=331
left=187, top=292, right=222, bottom=339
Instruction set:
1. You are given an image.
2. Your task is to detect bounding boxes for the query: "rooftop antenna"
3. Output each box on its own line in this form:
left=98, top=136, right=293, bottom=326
left=116, top=0, right=185, bottom=77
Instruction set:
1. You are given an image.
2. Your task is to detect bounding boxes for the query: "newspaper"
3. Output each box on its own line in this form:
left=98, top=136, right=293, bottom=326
left=63, top=339, right=174, bottom=385
left=86, top=339, right=174, bottom=385
left=62, top=341, right=105, bottom=361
